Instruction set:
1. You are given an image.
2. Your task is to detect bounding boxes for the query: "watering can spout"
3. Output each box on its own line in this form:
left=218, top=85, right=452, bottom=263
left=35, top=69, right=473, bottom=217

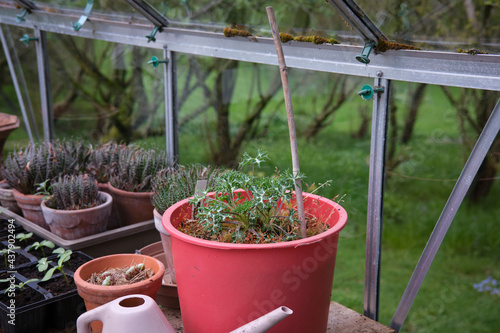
left=230, top=306, right=293, bottom=333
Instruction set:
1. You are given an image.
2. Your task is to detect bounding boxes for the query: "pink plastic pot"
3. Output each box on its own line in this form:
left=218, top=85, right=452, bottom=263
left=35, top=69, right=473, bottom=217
left=162, top=191, right=347, bottom=333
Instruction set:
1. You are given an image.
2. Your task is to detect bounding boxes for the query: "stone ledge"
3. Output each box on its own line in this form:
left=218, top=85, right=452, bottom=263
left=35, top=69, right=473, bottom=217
left=162, top=301, right=396, bottom=333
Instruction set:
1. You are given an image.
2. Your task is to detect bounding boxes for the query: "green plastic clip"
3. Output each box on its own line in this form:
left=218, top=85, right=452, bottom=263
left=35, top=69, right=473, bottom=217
left=148, top=56, right=169, bottom=68
left=73, top=0, right=94, bottom=31
left=356, top=41, right=375, bottom=64
left=16, top=9, right=29, bottom=23
left=357, top=84, right=385, bottom=101
left=19, top=34, right=38, bottom=46
left=146, top=26, right=161, bottom=43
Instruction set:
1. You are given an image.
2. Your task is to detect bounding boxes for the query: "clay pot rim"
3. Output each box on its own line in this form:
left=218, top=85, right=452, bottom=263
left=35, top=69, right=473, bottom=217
left=74, top=253, right=165, bottom=292
left=107, top=182, right=153, bottom=198
left=12, top=188, right=44, bottom=200
left=163, top=191, right=348, bottom=250
left=40, top=191, right=112, bottom=214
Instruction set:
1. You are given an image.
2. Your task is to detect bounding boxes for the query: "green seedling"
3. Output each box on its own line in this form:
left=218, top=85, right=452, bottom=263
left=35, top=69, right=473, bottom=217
left=0, top=278, right=39, bottom=293
left=34, top=179, right=51, bottom=196
left=37, top=258, right=52, bottom=272
left=0, top=247, right=20, bottom=267
left=41, top=250, right=72, bottom=285
left=53, top=248, right=72, bottom=267
left=28, top=240, right=55, bottom=257
left=15, top=232, right=33, bottom=243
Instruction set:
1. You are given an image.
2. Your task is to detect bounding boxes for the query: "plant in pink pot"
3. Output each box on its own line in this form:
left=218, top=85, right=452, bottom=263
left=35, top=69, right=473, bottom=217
left=162, top=151, right=347, bottom=333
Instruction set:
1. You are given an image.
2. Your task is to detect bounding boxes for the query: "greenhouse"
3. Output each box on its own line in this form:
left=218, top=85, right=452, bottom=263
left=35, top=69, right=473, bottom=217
left=0, top=0, right=499, bottom=332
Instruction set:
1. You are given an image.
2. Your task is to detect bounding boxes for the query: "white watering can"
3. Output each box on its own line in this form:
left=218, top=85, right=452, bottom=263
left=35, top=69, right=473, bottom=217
left=77, top=294, right=292, bottom=333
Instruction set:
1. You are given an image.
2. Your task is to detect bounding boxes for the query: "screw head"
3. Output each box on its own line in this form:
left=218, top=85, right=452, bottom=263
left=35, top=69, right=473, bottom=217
left=376, top=71, right=383, bottom=77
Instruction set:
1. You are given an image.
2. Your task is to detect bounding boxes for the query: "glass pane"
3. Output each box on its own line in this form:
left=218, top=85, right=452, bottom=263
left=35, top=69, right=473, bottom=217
left=0, top=24, right=42, bottom=148
left=44, top=33, right=165, bottom=144
left=356, top=0, right=500, bottom=54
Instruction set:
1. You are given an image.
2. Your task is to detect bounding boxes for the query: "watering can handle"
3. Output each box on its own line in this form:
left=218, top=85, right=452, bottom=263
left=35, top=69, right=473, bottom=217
left=76, top=306, right=104, bottom=333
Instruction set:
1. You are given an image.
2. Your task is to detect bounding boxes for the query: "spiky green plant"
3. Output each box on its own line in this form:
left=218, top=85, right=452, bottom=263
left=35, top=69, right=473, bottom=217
left=110, top=148, right=171, bottom=193
left=151, top=164, right=221, bottom=215
left=45, top=174, right=103, bottom=210
left=58, top=138, right=92, bottom=174
left=0, top=142, right=77, bottom=194
left=86, top=141, right=127, bottom=183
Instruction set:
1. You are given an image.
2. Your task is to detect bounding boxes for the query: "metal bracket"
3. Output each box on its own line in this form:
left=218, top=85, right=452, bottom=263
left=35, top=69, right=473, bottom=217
left=72, top=0, right=94, bottom=31
left=358, top=84, right=384, bottom=101
left=356, top=41, right=375, bottom=64
left=19, top=34, right=38, bottom=45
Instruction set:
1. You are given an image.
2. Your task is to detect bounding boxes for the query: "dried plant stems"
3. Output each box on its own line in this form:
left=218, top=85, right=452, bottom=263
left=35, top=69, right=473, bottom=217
left=266, top=6, right=306, bottom=238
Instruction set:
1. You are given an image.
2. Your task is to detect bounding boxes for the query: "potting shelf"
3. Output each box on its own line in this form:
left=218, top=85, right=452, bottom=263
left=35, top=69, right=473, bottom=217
left=34, top=301, right=395, bottom=333
left=0, top=209, right=160, bottom=258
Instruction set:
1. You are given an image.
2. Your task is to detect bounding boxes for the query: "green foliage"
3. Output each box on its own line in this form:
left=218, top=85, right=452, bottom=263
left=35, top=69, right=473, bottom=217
left=151, top=164, right=221, bottom=215
left=1, top=278, right=39, bottom=293
left=1, top=247, right=20, bottom=267
left=41, top=249, right=72, bottom=285
left=45, top=174, right=102, bottom=210
left=28, top=240, right=55, bottom=258
left=189, top=151, right=302, bottom=243
left=15, top=232, right=33, bottom=243
left=37, top=257, right=52, bottom=272
left=110, top=147, right=171, bottom=192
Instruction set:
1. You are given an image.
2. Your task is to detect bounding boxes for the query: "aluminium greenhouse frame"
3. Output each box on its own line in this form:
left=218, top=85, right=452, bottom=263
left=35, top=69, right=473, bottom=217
left=1, top=1, right=499, bottom=331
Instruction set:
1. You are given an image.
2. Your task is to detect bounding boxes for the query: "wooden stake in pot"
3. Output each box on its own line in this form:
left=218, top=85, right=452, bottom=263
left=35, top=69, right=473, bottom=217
left=266, top=6, right=306, bottom=238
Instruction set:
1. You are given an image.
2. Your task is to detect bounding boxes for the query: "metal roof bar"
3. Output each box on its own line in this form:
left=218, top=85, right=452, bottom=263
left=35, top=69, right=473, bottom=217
left=325, top=0, right=388, bottom=44
left=0, top=3, right=497, bottom=91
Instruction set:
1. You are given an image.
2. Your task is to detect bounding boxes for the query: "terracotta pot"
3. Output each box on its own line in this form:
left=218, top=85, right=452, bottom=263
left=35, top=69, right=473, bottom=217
left=41, top=192, right=112, bottom=240
left=74, top=253, right=165, bottom=333
left=107, top=183, right=154, bottom=225
left=163, top=190, right=348, bottom=333
left=0, top=180, right=22, bottom=215
left=12, top=189, right=49, bottom=230
left=98, top=183, right=122, bottom=230
left=154, top=208, right=176, bottom=284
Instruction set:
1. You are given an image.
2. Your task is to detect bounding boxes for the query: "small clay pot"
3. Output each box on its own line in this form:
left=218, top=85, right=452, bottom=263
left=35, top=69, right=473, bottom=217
left=12, top=189, right=49, bottom=230
left=74, top=253, right=165, bottom=333
left=0, top=180, right=22, bottom=215
left=107, top=183, right=154, bottom=225
left=41, top=192, right=112, bottom=240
